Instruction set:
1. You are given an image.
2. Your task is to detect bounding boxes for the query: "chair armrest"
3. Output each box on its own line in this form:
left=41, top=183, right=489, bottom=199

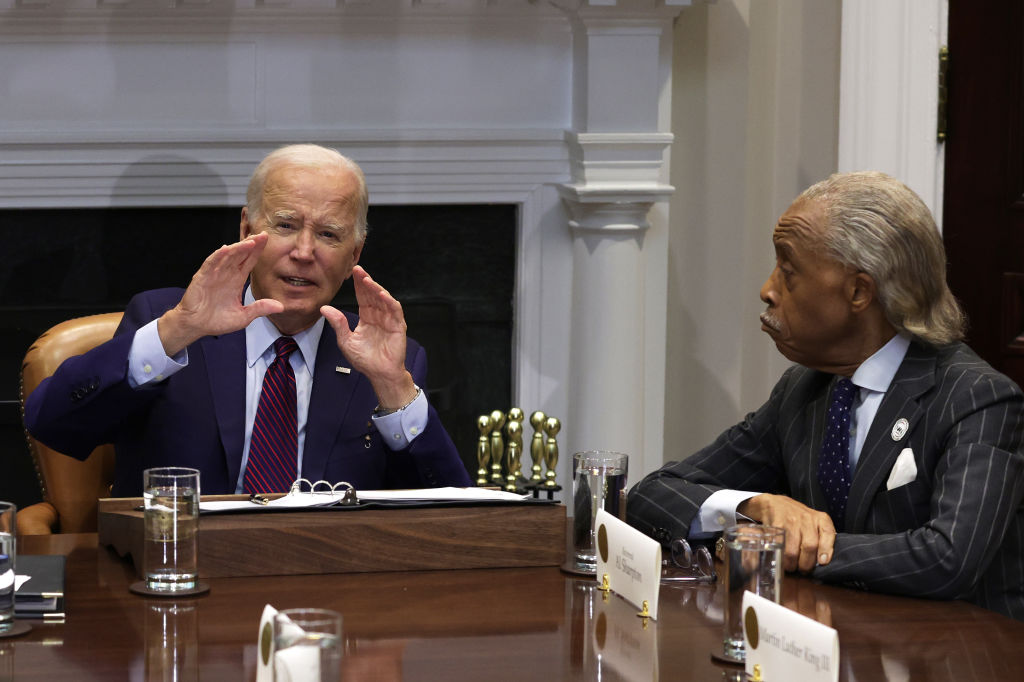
left=16, top=502, right=59, bottom=535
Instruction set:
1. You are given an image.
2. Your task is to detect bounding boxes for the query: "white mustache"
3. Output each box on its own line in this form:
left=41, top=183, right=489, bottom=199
left=760, top=311, right=781, bottom=332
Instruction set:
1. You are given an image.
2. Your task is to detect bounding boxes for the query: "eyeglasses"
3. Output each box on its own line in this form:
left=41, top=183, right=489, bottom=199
left=661, top=537, right=715, bottom=583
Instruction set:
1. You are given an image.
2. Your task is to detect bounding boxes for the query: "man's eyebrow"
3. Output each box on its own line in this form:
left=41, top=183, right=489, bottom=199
left=272, top=210, right=297, bottom=221
left=772, top=239, right=795, bottom=261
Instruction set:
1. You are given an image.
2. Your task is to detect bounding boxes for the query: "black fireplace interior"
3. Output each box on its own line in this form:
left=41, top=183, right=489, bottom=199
left=0, top=204, right=516, bottom=507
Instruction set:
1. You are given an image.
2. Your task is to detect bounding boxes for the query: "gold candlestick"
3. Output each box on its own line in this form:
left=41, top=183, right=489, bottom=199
left=543, top=416, right=561, bottom=489
left=529, top=410, right=546, bottom=484
left=489, top=410, right=506, bottom=486
left=476, top=415, right=492, bottom=486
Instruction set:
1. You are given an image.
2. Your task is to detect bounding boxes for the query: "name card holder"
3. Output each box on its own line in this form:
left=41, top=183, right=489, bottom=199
left=594, top=509, right=661, bottom=620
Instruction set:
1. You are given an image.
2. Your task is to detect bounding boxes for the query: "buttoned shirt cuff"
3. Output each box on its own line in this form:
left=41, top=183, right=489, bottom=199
left=126, top=319, right=188, bottom=389
left=688, top=489, right=759, bottom=538
left=371, top=389, right=429, bottom=450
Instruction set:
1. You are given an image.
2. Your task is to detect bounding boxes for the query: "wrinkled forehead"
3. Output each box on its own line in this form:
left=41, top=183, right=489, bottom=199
left=259, top=164, right=360, bottom=224
left=773, top=198, right=829, bottom=252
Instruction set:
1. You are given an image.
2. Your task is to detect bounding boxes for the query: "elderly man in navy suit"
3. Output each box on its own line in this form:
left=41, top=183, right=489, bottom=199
left=25, top=144, right=471, bottom=496
left=628, top=171, right=1024, bottom=620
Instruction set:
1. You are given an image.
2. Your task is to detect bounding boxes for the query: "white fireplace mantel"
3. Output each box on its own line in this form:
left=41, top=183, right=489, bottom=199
left=0, top=0, right=694, bottom=485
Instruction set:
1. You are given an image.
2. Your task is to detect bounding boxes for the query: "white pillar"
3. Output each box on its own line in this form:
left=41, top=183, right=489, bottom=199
left=555, top=1, right=681, bottom=481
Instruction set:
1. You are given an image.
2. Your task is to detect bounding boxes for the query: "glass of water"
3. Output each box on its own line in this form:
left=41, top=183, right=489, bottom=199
left=143, top=467, right=200, bottom=592
left=0, top=502, right=15, bottom=633
left=572, top=451, right=628, bottom=573
left=721, top=523, right=786, bottom=662
left=273, top=608, right=342, bottom=682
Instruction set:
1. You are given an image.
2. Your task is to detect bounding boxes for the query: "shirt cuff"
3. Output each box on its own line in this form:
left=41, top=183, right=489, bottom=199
left=371, top=389, right=429, bottom=450
left=126, top=319, right=188, bottom=389
left=689, top=489, right=760, bottom=537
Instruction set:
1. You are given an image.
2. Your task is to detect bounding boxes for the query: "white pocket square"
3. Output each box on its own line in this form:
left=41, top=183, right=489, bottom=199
left=886, top=447, right=918, bottom=490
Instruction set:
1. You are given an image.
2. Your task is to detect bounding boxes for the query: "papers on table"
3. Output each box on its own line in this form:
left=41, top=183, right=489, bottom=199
left=200, top=487, right=528, bottom=513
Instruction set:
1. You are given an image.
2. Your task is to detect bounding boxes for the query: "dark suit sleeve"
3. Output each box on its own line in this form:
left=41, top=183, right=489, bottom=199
left=382, top=342, right=472, bottom=488
left=814, top=368, right=1024, bottom=602
left=626, top=369, right=795, bottom=544
left=23, top=291, right=177, bottom=459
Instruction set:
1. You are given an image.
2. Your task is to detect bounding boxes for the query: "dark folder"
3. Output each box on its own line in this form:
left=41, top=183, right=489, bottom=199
left=15, top=554, right=66, bottom=622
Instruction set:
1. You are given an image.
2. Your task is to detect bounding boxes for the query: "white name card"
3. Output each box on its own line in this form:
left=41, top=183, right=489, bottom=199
left=743, top=592, right=840, bottom=682
left=594, top=509, right=662, bottom=620
left=256, top=604, right=278, bottom=682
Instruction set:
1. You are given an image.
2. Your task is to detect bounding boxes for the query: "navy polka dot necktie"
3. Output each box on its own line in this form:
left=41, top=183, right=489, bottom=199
left=817, top=377, right=857, bottom=530
left=243, top=336, right=299, bottom=494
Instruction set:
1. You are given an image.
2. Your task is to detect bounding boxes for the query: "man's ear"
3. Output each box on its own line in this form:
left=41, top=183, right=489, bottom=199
left=351, top=240, right=363, bottom=268
left=850, top=271, right=878, bottom=313
left=239, top=207, right=253, bottom=241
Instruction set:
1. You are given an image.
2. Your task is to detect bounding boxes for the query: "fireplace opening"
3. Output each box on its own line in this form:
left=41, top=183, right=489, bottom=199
left=0, top=204, right=516, bottom=506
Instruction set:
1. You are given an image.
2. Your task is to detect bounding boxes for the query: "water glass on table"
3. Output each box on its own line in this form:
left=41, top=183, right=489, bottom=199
left=721, top=523, right=785, bottom=662
left=143, top=467, right=200, bottom=592
left=0, top=502, right=14, bottom=633
left=571, top=450, right=628, bottom=573
left=274, top=608, right=343, bottom=682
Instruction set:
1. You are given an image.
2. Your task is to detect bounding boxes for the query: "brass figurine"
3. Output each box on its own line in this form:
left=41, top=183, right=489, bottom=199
left=476, top=414, right=492, bottom=486
left=529, top=410, right=546, bottom=484
left=543, top=416, right=561, bottom=489
left=489, top=409, right=506, bottom=486
left=505, top=421, right=522, bottom=492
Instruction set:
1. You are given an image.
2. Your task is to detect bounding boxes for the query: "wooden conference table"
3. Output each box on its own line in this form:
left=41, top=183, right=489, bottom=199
left=5, top=532, right=1024, bottom=681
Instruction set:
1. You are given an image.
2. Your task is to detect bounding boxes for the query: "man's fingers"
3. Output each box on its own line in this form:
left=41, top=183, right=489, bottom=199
left=798, top=531, right=821, bottom=573
left=321, top=305, right=351, bottom=340
left=816, top=527, right=837, bottom=566
left=245, top=298, right=284, bottom=322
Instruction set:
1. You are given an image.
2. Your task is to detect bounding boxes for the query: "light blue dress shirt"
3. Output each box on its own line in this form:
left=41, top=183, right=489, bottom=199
left=126, top=287, right=429, bottom=493
left=690, top=333, right=912, bottom=536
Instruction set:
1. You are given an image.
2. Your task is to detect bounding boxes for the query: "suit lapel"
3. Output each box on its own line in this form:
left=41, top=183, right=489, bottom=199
left=302, top=318, right=361, bottom=482
left=845, top=343, right=936, bottom=531
left=201, top=330, right=248, bottom=488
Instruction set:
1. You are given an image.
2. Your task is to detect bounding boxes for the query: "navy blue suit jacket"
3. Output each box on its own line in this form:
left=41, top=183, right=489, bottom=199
left=25, top=288, right=471, bottom=496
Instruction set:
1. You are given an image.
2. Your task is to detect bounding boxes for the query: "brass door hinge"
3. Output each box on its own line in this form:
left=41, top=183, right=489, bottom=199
left=937, top=45, right=949, bottom=142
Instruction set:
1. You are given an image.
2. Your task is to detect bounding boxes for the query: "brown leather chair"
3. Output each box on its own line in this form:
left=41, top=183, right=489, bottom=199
left=18, top=312, right=123, bottom=535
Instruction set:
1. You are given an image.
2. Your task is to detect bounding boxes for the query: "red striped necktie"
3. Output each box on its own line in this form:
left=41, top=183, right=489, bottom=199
left=243, top=336, right=299, bottom=494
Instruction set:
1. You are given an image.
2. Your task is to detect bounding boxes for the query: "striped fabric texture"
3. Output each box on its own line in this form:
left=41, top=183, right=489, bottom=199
left=627, top=341, right=1024, bottom=621
left=243, top=336, right=299, bottom=494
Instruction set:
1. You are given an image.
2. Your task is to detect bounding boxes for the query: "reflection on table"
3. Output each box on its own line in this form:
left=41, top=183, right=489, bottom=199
left=6, top=534, right=1023, bottom=681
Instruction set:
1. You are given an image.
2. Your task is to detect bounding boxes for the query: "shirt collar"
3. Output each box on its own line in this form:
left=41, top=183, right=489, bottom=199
left=243, top=285, right=325, bottom=371
left=851, top=333, right=911, bottom=394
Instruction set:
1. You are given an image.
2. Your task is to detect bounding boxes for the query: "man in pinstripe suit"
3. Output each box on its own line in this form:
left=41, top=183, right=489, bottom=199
left=628, top=171, right=1024, bottom=620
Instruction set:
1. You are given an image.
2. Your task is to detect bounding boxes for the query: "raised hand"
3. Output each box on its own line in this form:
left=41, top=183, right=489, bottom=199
left=321, top=265, right=417, bottom=409
left=157, top=234, right=284, bottom=356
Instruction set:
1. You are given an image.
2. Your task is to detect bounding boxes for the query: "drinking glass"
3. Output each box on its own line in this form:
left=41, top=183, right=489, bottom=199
left=572, top=451, right=628, bottom=573
left=721, top=524, right=785, bottom=662
left=273, top=608, right=342, bottom=682
left=0, top=502, right=14, bottom=632
left=143, top=467, right=200, bottom=592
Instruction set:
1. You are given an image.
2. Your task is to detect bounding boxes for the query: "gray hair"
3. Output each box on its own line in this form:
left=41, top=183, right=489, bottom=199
left=245, top=144, right=369, bottom=244
left=798, top=171, right=966, bottom=346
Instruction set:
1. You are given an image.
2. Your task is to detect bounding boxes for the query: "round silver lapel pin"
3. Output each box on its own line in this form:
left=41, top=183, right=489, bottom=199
left=891, top=418, right=909, bottom=441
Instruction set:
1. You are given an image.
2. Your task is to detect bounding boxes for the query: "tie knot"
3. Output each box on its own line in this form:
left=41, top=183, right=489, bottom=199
left=833, top=377, right=856, bottom=407
left=274, top=336, right=298, bottom=360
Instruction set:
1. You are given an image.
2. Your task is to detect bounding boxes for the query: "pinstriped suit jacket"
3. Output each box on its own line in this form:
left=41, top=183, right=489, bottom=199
left=627, top=341, right=1024, bottom=620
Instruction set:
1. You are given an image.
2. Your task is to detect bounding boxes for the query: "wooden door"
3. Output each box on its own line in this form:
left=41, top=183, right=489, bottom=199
left=943, top=0, right=1024, bottom=385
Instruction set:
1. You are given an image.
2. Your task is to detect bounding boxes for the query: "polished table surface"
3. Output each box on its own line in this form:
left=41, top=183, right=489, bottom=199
left=5, top=533, right=1024, bottom=681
